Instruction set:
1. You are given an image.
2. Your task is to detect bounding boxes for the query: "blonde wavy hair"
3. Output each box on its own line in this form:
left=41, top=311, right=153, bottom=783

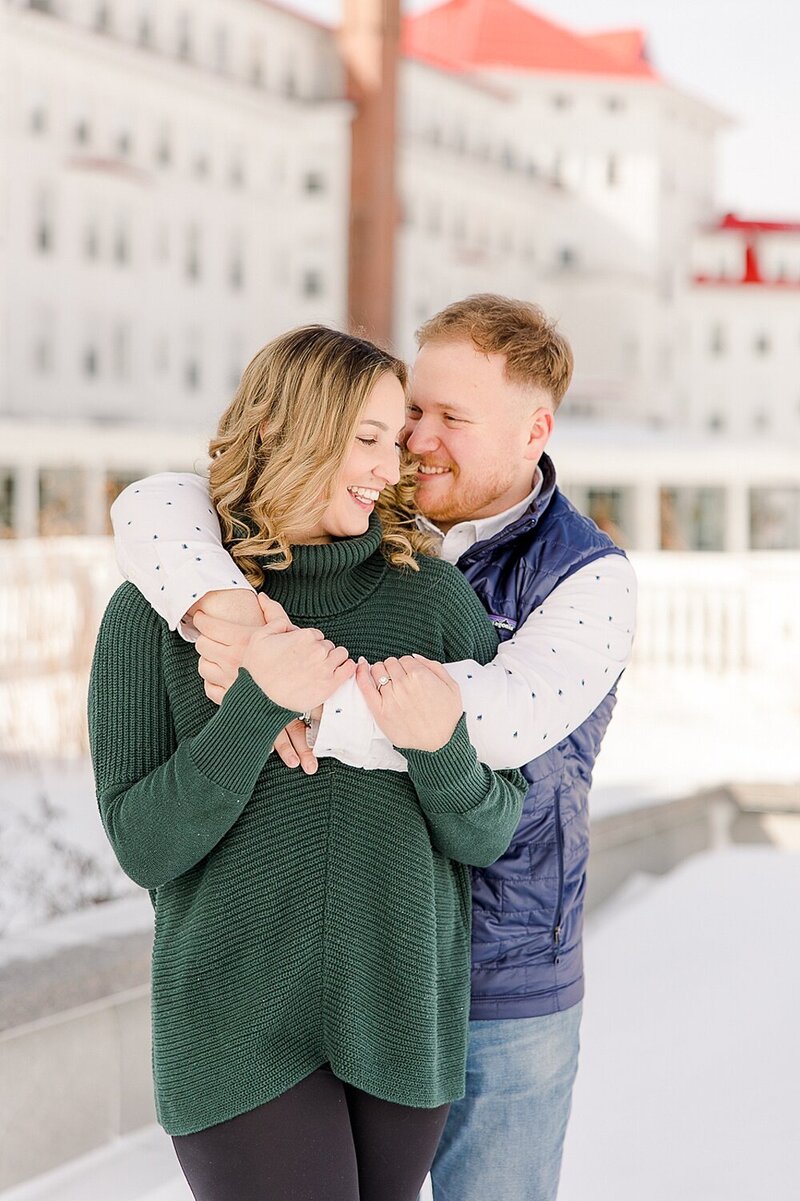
left=208, top=325, right=436, bottom=587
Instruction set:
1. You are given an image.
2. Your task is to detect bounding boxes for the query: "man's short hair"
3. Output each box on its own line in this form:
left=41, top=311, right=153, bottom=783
left=416, top=293, right=574, bottom=409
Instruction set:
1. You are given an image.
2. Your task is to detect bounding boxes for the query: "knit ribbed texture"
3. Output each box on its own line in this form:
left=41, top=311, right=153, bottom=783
left=88, top=516, right=525, bottom=1135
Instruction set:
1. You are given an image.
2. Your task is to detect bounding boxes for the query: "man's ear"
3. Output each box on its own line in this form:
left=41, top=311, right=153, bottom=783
left=524, top=406, right=554, bottom=461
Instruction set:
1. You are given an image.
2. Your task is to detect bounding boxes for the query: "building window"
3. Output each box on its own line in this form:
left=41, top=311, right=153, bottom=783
left=229, top=158, right=245, bottom=189
left=115, top=130, right=132, bottom=158
left=606, top=154, right=619, bottom=187
left=137, top=15, right=153, bottom=47
left=558, top=245, right=576, bottom=269
left=707, top=413, right=726, bottom=433
left=156, top=130, right=172, bottom=167
left=192, top=152, right=210, bottom=180
left=83, top=345, right=100, bottom=378
left=709, top=324, right=726, bottom=356
left=660, top=487, right=726, bottom=551
left=753, top=410, right=770, bottom=432
left=38, top=468, right=87, bottom=536
left=750, top=488, right=800, bottom=550
left=0, top=470, right=16, bottom=539
left=283, top=62, right=298, bottom=98
left=552, top=93, right=572, bottom=110
left=177, top=12, right=193, bottom=61
left=250, top=58, right=265, bottom=88
left=93, top=4, right=112, bottom=34
left=501, top=145, right=516, bottom=171
left=29, top=104, right=48, bottom=135
left=605, top=96, right=626, bottom=113
left=28, top=0, right=55, bottom=13
left=754, top=333, right=771, bottom=356
left=74, top=118, right=91, bottom=147
left=84, top=220, right=100, bottom=260
left=185, top=225, right=201, bottom=281
left=303, top=170, right=325, bottom=194
left=586, top=489, right=631, bottom=548
left=104, top=470, right=143, bottom=535
left=113, top=221, right=130, bottom=265
left=34, top=192, right=54, bottom=254
left=185, top=358, right=201, bottom=391
left=302, top=269, right=323, bottom=298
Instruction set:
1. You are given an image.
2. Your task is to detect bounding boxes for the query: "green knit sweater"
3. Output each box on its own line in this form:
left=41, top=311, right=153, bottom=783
left=88, top=515, right=525, bottom=1135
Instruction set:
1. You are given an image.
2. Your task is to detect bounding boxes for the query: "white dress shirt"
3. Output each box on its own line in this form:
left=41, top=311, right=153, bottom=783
left=111, top=472, right=637, bottom=771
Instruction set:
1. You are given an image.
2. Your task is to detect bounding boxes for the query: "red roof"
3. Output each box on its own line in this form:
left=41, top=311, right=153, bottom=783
left=582, top=29, right=650, bottom=71
left=715, top=212, right=800, bottom=235
left=694, top=213, right=800, bottom=290
left=402, top=0, right=659, bottom=79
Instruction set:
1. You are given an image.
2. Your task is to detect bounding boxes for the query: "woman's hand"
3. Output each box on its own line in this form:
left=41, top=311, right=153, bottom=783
left=194, top=595, right=288, bottom=705
left=241, top=599, right=355, bottom=712
left=356, top=654, right=463, bottom=752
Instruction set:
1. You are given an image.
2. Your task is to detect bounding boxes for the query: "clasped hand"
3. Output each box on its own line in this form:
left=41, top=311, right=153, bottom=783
left=356, top=655, right=463, bottom=753
left=194, top=594, right=355, bottom=713
left=192, top=591, right=463, bottom=762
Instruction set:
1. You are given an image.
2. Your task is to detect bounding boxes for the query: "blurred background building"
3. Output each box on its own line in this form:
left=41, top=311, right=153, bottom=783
left=2, top=0, right=799, bottom=551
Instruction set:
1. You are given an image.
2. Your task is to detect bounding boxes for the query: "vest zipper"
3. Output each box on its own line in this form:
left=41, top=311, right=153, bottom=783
left=552, top=788, right=565, bottom=963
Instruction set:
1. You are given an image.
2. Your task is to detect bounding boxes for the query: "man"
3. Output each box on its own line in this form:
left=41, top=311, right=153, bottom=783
left=112, top=294, right=636, bottom=1201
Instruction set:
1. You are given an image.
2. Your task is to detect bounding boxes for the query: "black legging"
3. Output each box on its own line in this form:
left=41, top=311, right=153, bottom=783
left=172, top=1065, right=450, bottom=1201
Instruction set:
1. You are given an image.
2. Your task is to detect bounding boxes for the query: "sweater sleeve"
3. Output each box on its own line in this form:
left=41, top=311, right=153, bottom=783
left=88, top=583, right=297, bottom=889
left=399, top=716, right=525, bottom=868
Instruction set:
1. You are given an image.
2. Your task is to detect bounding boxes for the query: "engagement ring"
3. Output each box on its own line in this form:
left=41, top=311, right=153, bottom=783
left=377, top=675, right=391, bottom=690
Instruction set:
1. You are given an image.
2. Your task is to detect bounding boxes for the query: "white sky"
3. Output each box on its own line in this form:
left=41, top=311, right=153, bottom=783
left=287, top=0, right=800, bottom=218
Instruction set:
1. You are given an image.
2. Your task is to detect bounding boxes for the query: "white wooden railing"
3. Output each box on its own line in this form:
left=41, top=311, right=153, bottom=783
left=2, top=541, right=799, bottom=758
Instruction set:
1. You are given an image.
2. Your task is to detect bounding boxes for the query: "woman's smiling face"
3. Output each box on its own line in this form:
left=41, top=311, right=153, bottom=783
left=301, top=371, right=405, bottom=543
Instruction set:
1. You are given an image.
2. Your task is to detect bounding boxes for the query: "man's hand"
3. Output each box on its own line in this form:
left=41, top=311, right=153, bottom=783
left=273, top=711, right=321, bottom=775
left=356, top=654, right=463, bottom=752
left=194, top=594, right=290, bottom=705
left=241, top=614, right=355, bottom=713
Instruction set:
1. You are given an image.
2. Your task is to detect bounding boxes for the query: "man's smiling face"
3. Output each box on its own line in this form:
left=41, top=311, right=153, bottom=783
left=405, top=339, right=555, bottom=532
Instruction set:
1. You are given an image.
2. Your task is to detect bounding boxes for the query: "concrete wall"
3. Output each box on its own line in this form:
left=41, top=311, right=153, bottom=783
left=0, top=920, right=153, bottom=1191
left=1, top=781, right=798, bottom=1190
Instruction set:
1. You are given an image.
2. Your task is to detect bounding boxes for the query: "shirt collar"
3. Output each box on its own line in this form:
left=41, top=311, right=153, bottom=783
left=417, top=467, right=543, bottom=566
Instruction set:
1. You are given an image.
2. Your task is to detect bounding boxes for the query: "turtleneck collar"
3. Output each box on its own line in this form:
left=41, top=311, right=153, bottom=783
left=253, top=513, right=388, bottom=618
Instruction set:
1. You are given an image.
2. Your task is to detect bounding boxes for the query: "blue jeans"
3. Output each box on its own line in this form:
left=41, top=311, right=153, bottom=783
left=429, top=1003, right=583, bottom=1201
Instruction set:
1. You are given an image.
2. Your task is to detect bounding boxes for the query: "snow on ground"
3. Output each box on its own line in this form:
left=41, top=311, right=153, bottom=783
left=559, top=846, right=800, bottom=1201
left=0, top=1124, right=435, bottom=1201
left=4, top=846, right=798, bottom=1201
left=0, top=757, right=138, bottom=936
left=589, top=670, right=800, bottom=815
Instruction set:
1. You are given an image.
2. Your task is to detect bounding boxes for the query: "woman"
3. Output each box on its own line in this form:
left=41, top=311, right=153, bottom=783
left=88, top=326, right=525, bottom=1201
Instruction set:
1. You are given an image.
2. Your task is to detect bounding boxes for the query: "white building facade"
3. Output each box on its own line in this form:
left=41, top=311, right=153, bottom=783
left=0, top=0, right=351, bottom=435
left=1, top=0, right=798, bottom=551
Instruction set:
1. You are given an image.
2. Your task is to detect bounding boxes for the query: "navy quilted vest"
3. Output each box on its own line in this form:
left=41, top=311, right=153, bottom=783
left=457, top=454, right=626, bottom=1019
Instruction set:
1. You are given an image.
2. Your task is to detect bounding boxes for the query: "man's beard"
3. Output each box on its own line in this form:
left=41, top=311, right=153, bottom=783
left=417, top=464, right=513, bottom=531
